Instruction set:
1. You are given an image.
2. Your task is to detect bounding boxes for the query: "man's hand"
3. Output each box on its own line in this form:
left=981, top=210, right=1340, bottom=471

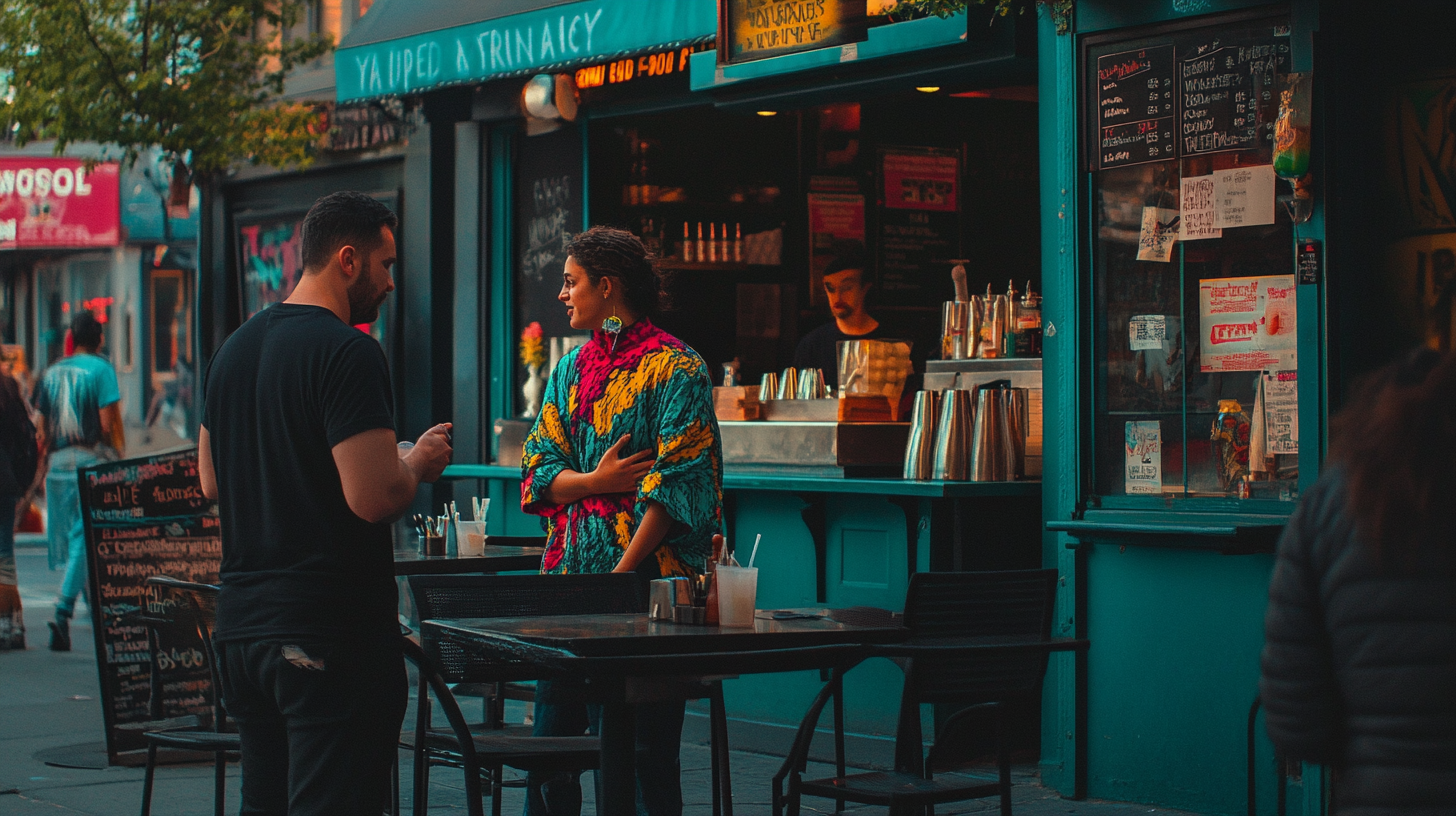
left=591, top=434, right=654, bottom=494
left=402, top=423, right=453, bottom=483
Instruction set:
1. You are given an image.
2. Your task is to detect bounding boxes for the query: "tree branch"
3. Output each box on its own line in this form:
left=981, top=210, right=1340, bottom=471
left=68, top=0, right=133, bottom=103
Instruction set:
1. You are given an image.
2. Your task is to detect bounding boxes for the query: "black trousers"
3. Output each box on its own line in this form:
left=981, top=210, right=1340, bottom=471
left=217, top=637, right=407, bottom=816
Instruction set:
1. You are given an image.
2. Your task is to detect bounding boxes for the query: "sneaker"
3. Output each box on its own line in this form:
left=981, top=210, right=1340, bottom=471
left=48, top=614, right=71, bottom=652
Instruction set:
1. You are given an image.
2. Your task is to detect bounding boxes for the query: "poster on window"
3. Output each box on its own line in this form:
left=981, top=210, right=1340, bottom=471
left=1124, top=420, right=1163, bottom=495
left=238, top=216, right=306, bottom=320
left=1198, top=274, right=1297, bottom=372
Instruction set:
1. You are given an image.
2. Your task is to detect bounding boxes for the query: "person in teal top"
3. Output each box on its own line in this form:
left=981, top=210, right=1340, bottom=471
left=34, top=311, right=123, bottom=651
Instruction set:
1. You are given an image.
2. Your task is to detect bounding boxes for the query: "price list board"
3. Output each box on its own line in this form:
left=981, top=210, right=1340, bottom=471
left=79, top=448, right=221, bottom=765
left=1086, top=18, right=1290, bottom=171
left=1094, top=44, right=1177, bottom=169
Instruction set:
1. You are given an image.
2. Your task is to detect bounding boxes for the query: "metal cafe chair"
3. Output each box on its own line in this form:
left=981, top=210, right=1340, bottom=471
left=773, top=569, right=1086, bottom=816
left=405, top=573, right=736, bottom=816
left=138, top=576, right=238, bottom=816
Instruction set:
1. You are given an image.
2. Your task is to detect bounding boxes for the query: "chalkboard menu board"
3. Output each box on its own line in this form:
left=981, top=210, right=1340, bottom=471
left=515, top=124, right=583, bottom=344
left=1095, top=45, right=1177, bottom=169
left=1087, top=18, right=1290, bottom=170
left=875, top=146, right=962, bottom=306
left=79, top=448, right=220, bottom=765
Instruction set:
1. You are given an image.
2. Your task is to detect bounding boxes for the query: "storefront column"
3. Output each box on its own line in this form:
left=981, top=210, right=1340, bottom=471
left=402, top=89, right=470, bottom=507
left=1037, top=7, right=1085, bottom=799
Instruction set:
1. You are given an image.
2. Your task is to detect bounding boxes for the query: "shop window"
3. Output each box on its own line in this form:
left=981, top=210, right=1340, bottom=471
left=36, top=257, right=111, bottom=368
left=1085, top=13, right=1302, bottom=503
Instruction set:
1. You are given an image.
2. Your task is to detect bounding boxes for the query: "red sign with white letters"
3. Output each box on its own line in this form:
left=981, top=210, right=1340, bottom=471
left=0, top=158, right=121, bottom=249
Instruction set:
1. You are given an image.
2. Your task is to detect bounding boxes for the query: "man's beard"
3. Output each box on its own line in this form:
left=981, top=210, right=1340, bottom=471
left=347, top=268, right=382, bottom=325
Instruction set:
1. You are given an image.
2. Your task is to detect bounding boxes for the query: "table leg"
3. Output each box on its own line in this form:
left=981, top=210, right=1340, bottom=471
left=599, top=700, right=637, bottom=814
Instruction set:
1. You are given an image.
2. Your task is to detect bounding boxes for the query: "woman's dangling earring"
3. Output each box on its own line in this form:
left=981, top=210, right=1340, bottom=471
left=602, top=314, right=623, bottom=354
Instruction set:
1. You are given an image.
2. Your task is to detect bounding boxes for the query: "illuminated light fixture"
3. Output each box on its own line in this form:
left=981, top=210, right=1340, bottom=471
left=915, top=86, right=941, bottom=93
left=756, top=110, right=778, bottom=116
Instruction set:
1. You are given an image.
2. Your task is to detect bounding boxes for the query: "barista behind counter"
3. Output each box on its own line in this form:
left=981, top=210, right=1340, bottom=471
left=793, top=255, right=884, bottom=391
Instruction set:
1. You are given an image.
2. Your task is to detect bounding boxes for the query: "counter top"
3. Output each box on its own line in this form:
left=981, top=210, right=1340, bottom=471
left=441, top=464, right=1041, bottom=498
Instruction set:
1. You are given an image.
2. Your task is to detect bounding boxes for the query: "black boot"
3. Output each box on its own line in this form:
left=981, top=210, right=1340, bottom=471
left=48, top=612, right=71, bottom=652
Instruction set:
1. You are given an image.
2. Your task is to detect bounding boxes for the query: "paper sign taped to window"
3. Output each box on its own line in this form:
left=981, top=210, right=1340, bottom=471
left=1129, top=315, right=1167, bottom=351
left=1212, top=165, right=1276, bottom=229
left=1262, top=371, right=1298, bottom=454
left=1199, top=274, right=1297, bottom=372
left=1124, top=421, right=1162, bottom=495
left=1180, top=174, right=1222, bottom=240
left=1137, top=206, right=1180, bottom=262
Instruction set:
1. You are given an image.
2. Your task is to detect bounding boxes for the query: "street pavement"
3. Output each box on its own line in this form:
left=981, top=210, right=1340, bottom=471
left=2, top=542, right=1200, bottom=816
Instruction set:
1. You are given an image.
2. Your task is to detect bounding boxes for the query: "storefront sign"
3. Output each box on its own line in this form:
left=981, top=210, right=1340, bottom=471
left=0, top=158, right=120, bottom=249
left=1198, top=274, right=1296, bottom=372
left=720, top=0, right=868, bottom=65
left=335, top=0, right=715, bottom=103
left=1124, top=420, right=1163, bottom=495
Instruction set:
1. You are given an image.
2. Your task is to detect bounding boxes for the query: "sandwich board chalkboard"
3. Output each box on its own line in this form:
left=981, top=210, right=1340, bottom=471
left=78, top=447, right=221, bottom=766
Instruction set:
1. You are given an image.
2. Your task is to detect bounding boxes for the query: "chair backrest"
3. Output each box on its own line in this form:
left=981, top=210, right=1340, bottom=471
left=143, top=576, right=225, bottom=729
left=901, top=569, right=1058, bottom=705
left=410, top=573, right=643, bottom=683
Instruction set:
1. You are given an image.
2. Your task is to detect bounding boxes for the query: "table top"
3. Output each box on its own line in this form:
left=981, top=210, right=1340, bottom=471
left=393, top=542, right=544, bottom=575
left=441, top=463, right=1041, bottom=498
left=424, top=610, right=908, bottom=658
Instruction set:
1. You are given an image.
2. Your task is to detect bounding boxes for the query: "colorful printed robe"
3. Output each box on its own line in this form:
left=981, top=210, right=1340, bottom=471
left=521, top=318, right=723, bottom=576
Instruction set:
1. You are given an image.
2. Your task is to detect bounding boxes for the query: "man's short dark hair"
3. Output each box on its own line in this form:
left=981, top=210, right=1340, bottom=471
left=300, top=191, right=399, bottom=272
left=71, top=311, right=104, bottom=349
left=823, top=258, right=867, bottom=285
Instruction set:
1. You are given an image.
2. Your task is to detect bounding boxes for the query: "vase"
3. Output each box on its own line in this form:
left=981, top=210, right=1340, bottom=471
left=522, top=363, right=545, bottom=418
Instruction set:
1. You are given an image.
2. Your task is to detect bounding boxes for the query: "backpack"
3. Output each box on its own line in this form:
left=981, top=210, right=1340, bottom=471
left=0, top=377, right=38, bottom=490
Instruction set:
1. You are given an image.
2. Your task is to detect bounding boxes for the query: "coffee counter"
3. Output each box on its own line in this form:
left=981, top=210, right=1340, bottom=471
left=439, top=463, right=1041, bottom=753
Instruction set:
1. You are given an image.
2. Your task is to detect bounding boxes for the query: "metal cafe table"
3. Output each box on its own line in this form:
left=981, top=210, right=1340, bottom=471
left=423, top=610, right=908, bottom=814
left=393, top=535, right=545, bottom=576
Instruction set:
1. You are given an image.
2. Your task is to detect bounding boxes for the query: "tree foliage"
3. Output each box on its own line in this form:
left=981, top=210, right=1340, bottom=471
left=0, top=0, right=331, bottom=180
left=891, top=0, right=1075, bottom=34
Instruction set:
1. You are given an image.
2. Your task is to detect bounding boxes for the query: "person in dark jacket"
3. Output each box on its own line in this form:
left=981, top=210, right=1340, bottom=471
left=1260, top=347, right=1456, bottom=813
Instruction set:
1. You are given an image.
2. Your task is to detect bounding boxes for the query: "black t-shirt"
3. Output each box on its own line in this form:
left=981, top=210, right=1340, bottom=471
left=203, top=304, right=397, bottom=644
left=792, top=320, right=885, bottom=390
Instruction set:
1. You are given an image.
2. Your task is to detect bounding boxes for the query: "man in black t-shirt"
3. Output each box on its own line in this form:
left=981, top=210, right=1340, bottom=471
left=199, top=191, right=452, bottom=816
left=793, top=257, right=883, bottom=391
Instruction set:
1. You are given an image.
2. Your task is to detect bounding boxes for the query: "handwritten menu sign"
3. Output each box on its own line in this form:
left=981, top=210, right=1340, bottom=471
left=876, top=147, right=961, bottom=305
left=515, top=124, right=582, bottom=340
left=1178, top=31, right=1288, bottom=157
left=1095, top=45, right=1176, bottom=170
left=1087, top=21, right=1289, bottom=170
left=719, top=0, right=868, bottom=65
left=79, top=449, right=220, bottom=765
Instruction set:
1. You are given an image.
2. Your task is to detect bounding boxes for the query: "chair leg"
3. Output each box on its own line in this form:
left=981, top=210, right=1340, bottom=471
left=710, top=683, right=733, bottom=816
left=997, top=708, right=1011, bottom=816
left=214, top=750, right=226, bottom=816
left=832, top=671, right=846, bottom=814
left=391, top=751, right=401, bottom=816
left=413, top=675, right=432, bottom=816
left=140, top=742, right=158, bottom=816
left=489, top=764, right=503, bottom=816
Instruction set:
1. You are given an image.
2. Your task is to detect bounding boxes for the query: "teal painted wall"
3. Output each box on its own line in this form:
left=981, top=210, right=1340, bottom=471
left=1084, top=546, right=1281, bottom=814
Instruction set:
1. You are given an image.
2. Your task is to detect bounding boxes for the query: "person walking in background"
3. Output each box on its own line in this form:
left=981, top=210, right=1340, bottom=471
left=1260, top=347, right=1456, bottom=813
left=198, top=191, right=452, bottom=815
left=0, top=369, right=39, bottom=650
left=33, top=311, right=123, bottom=652
left=521, top=226, right=724, bottom=816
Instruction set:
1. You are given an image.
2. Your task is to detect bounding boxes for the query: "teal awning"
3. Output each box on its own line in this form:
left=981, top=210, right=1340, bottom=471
left=335, top=0, right=717, bottom=104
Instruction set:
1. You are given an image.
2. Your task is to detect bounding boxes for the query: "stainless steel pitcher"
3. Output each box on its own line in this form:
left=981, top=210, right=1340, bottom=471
left=776, top=367, right=798, bottom=401
left=970, top=380, right=1027, bottom=481
left=902, top=390, right=941, bottom=480
left=758, top=372, right=779, bottom=402
left=931, top=389, right=974, bottom=480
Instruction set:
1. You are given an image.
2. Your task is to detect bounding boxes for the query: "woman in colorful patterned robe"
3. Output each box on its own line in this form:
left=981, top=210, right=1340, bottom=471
left=519, top=226, right=723, bottom=816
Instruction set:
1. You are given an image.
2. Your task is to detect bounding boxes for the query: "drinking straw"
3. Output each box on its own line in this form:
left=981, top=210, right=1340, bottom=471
left=748, top=534, right=762, bottom=568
